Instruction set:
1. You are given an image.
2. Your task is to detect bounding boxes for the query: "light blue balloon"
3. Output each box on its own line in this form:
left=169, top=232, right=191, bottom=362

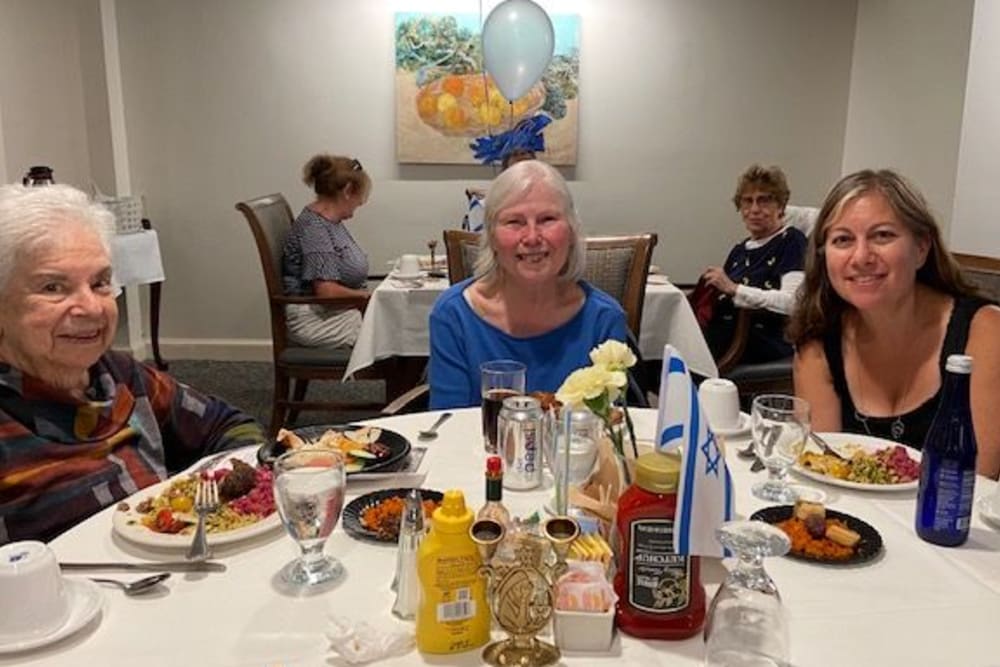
left=482, top=0, right=555, bottom=101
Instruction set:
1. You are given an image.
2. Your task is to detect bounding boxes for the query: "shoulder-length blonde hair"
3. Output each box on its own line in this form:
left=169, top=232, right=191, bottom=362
left=474, top=160, right=585, bottom=283
left=787, top=169, right=974, bottom=346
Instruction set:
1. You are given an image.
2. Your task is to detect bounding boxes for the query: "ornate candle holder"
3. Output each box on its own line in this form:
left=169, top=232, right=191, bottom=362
left=470, top=516, right=580, bottom=667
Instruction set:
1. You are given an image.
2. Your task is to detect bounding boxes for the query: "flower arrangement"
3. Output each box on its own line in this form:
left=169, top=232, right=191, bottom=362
left=556, top=340, right=639, bottom=459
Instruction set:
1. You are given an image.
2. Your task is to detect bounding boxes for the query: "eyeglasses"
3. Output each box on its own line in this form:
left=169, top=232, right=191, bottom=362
left=739, top=193, right=777, bottom=209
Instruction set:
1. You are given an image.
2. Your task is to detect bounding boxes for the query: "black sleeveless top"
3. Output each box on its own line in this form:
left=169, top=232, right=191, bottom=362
left=823, top=296, right=993, bottom=450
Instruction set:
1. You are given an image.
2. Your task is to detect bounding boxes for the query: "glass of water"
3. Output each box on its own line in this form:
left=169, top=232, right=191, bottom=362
left=273, top=449, right=346, bottom=586
left=704, top=520, right=791, bottom=667
left=750, top=394, right=810, bottom=503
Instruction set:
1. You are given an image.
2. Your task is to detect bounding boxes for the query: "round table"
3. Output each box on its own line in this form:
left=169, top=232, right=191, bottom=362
left=7, top=408, right=1000, bottom=666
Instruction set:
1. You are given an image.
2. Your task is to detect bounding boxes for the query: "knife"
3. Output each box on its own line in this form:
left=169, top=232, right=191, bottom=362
left=60, top=560, right=227, bottom=573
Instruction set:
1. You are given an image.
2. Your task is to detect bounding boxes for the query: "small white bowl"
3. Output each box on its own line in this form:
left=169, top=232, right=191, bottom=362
left=552, top=606, right=615, bottom=653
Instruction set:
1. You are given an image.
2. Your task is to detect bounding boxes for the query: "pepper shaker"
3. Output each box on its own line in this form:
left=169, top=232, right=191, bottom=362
left=391, top=489, right=425, bottom=619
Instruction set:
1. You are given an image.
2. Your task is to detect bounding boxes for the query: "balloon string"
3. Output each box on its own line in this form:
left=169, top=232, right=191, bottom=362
left=479, top=0, right=497, bottom=172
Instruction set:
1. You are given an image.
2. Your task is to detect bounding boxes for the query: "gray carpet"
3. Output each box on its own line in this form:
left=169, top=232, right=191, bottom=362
left=167, top=360, right=386, bottom=428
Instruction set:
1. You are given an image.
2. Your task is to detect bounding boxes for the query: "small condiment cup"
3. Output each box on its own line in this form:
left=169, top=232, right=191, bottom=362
left=0, top=541, right=70, bottom=641
left=699, top=379, right=741, bottom=431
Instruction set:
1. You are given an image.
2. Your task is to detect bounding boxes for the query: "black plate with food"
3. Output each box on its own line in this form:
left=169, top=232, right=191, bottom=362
left=342, top=488, right=444, bottom=544
left=750, top=505, right=883, bottom=566
left=257, top=424, right=411, bottom=475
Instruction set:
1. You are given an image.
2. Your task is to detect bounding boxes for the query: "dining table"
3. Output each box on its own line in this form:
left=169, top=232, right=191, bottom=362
left=345, top=274, right=719, bottom=382
left=8, top=407, right=1000, bottom=666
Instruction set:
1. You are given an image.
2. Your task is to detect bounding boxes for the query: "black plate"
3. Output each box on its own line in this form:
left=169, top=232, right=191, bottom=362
left=750, top=505, right=884, bottom=566
left=256, top=424, right=411, bottom=475
left=342, top=488, right=444, bottom=544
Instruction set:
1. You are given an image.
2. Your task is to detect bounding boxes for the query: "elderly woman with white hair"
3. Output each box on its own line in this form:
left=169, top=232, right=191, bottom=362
left=428, top=160, right=628, bottom=409
left=0, top=184, right=263, bottom=543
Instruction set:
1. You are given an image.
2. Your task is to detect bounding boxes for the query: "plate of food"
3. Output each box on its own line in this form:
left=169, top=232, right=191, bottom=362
left=792, top=433, right=921, bottom=491
left=112, top=446, right=280, bottom=548
left=257, top=424, right=411, bottom=475
left=342, top=488, right=444, bottom=543
left=751, top=501, right=883, bottom=565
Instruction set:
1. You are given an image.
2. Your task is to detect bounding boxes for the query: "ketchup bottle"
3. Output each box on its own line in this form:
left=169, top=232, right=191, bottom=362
left=614, top=451, right=705, bottom=639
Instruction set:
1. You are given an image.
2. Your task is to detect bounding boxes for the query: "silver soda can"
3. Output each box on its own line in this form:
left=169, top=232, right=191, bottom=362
left=500, top=395, right=543, bottom=490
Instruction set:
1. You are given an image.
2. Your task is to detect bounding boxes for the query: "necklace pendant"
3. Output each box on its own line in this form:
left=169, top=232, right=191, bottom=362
left=890, top=417, right=905, bottom=441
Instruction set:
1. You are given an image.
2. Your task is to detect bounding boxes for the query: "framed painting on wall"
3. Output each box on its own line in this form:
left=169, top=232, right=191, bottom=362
left=394, top=12, right=580, bottom=165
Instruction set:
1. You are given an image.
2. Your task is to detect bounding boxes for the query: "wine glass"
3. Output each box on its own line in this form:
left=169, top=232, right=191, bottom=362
left=750, top=394, right=810, bottom=503
left=272, top=449, right=346, bottom=586
left=704, top=520, right=791, bottom=667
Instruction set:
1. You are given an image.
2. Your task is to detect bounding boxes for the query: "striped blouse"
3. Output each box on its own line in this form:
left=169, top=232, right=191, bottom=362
left=0, top=352, right=264, bottom=544
left=282, top=207, right=369, bottom=295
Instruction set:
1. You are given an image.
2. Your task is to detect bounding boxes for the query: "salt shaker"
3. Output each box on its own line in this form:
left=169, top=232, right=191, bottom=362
left=391, top=489, right=425, bottom=619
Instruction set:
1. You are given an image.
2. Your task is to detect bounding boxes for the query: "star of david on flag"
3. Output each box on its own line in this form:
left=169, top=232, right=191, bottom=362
left=655, top=345, right=734, bottom=557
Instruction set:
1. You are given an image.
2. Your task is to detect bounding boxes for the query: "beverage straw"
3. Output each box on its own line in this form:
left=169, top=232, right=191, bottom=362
left=556, top=407, right=572, bottom=515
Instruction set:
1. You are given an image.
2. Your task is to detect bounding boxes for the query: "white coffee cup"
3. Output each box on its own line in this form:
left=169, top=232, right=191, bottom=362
left=0, top=541, right=71, bottom=641
left=395, top=254, right=421, bottom=276
left=699, top=378, right=741, bottom=432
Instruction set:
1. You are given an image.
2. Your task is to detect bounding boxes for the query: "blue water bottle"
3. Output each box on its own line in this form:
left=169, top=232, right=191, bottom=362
left=915, top=354, right=977, bottom=546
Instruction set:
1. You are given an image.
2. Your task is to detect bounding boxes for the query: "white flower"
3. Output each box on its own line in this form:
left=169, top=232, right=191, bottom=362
left=589, top=339, right=637, bottom=372
left=556, top=366, right=625, bottom=408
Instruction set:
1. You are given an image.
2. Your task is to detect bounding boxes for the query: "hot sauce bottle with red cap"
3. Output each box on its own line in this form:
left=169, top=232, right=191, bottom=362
left=477, top=456, right=511, bottom=528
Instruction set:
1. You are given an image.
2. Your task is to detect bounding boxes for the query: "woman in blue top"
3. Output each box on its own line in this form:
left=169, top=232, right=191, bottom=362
left=429, top=160, right=628, bottom=409
left=282, top=154, right=371, bottom=348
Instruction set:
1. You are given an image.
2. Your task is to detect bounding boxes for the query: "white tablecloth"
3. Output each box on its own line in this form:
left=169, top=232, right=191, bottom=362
left=14, top=408, right=1000, bottom=666
left=346, top=278, right=718, bottom=379
left=109, top=229, right=165, bottom=289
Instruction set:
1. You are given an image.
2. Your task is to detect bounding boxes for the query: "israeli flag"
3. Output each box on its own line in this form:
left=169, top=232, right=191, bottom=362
left=655, top=345, right=734, bottom=557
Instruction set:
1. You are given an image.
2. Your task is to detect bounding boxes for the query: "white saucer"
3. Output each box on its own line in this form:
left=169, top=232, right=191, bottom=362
left=711, top=411, right=751, bottom=438
left=0, top=579, right=103, bottom=654
left=977, top=494, right=1000, bottom=530
left=391, top=270, right=423, bottom=281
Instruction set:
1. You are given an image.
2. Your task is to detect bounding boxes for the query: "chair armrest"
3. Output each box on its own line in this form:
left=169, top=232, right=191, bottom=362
left=382, top=384, right=430, bottom=416
left=716, top=307, right=753, bottom=375
left=272, top=293, right=370, bottom=312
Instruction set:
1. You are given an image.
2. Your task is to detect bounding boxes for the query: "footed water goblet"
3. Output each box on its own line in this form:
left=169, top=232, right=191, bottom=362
left=273, top=449, right=346, bottom=586
left=704, top=520, right=791, bottom=667
left=751, top=394, right=810, bottom=503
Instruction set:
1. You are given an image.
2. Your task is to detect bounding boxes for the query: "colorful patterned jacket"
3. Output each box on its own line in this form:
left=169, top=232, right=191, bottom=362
left=0, top=352, right=264, bottom=543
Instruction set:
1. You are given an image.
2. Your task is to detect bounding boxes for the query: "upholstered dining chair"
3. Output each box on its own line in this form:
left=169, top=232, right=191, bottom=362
left=236, top=193, right=382, bottom=434
left=712, top=308, right=795, bottom=407
left=443, top=229, right=481, bottom=284
left=954, top=252, right=1000, bottom=303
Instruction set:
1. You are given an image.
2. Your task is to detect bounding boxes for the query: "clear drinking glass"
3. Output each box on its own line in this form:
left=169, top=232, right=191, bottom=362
left=704, top=520, right=791, bottom=667
left=273, top=449, right=346, bottom=586
left=751, top=394, right=810, bottom=503
left=480, top=359, right=527, bottom=453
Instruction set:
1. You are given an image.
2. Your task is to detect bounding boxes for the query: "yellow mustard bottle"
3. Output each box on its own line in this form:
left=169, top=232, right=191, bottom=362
left=416, top=489, right=490, bottom=654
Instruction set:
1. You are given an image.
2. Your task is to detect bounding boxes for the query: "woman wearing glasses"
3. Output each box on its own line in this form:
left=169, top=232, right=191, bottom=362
left=282, top=154, right=371, bottom=347
left=700, top=164, right=807, bottom=363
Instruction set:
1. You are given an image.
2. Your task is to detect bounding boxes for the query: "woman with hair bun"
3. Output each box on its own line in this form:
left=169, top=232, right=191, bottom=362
left=282, top=154, right=372, bottom=347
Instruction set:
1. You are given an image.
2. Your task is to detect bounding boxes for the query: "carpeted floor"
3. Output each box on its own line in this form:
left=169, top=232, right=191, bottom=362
left=167, top=360, right=386, bottom=428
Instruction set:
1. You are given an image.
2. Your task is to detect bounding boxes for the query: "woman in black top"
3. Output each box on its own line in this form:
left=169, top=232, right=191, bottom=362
left=789, top=169, right=1000, bottom=478
left=702, top=164, right=807, bottom=363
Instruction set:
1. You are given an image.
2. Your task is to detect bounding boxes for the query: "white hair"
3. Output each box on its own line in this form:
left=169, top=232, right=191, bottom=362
left=475, top=160, right=586, bottom=283
left=0, top=184, right=115, bottom=293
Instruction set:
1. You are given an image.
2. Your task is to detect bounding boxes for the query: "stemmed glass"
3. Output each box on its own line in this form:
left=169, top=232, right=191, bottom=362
left=272, top=449, right=346, bottom=586
left=704, top=520, right=791, bottom=667
left=751, top=394, right=810, bottom=503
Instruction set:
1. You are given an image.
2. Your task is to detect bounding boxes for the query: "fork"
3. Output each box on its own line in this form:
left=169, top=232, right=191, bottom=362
left=809, top=431, right=848, bottom=461
left=186, top=478, right=219, bottom=561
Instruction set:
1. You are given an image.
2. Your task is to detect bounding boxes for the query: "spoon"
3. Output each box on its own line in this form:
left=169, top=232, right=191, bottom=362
left=90, top=572, right=171, bottom=596
left=418, top=412, right=453, bottom=441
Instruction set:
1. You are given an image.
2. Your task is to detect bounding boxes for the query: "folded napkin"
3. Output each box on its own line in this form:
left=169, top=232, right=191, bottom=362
left=327, top=615, right=413, bottom=664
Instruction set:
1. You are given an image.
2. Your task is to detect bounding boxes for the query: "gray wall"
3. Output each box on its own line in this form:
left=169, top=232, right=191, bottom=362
left=841, top=0, right=974, bottom=231
left=108, top=0, right=857, bottom=355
